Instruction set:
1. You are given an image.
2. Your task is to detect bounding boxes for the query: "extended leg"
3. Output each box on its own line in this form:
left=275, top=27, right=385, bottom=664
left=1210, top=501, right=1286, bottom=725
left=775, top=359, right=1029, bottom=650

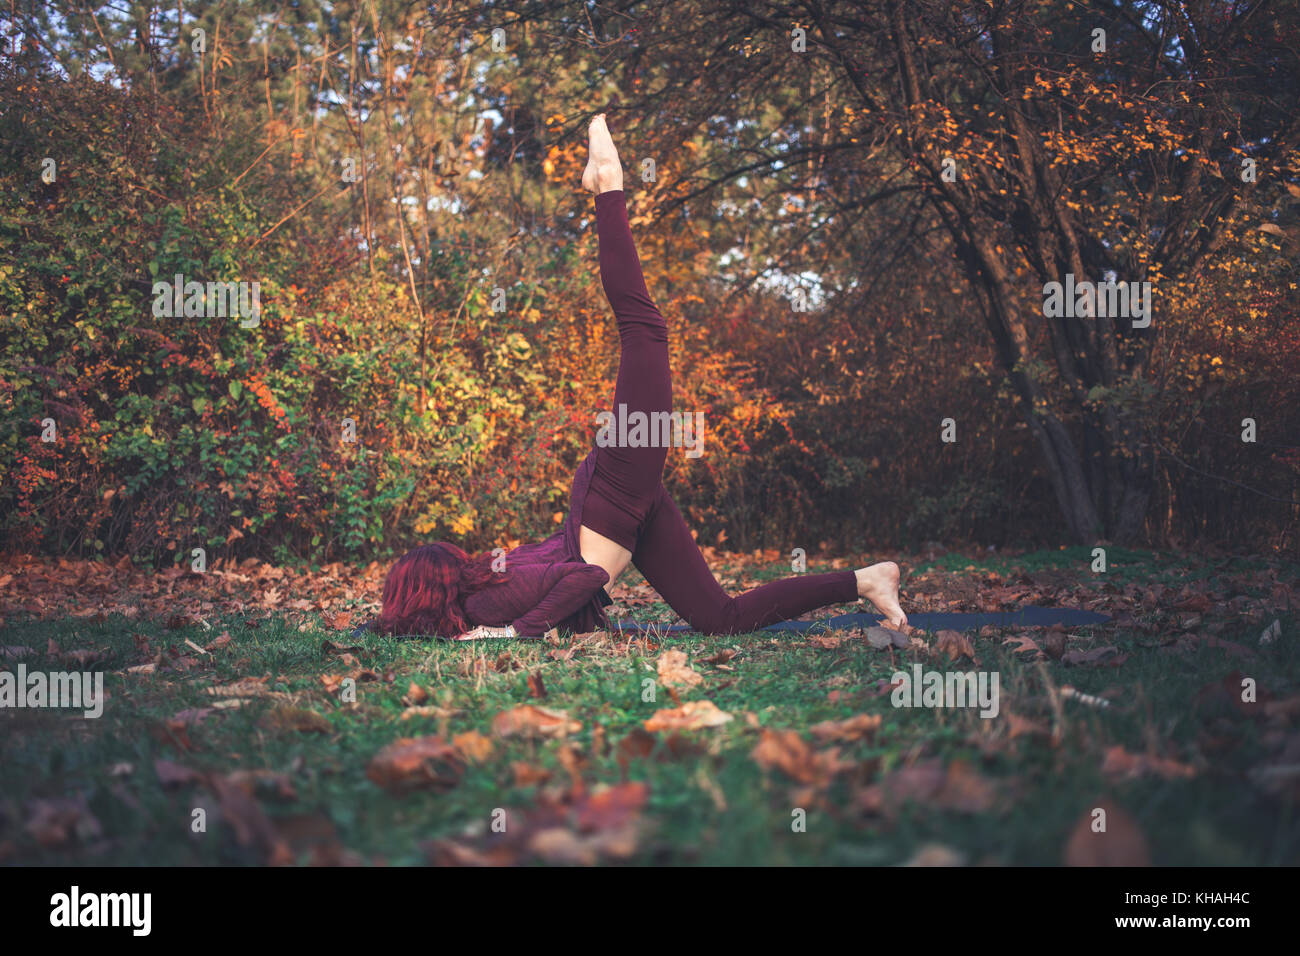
left=631, top=485, right=859, bottom=634
left=581, top=171, right=673, bottom=552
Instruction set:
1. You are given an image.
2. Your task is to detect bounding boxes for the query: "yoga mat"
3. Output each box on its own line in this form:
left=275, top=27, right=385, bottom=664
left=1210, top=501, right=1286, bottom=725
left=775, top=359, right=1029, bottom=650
left=608, top=606, right=1110, bottom=635
left=350, top=606, right=1109, bottom=641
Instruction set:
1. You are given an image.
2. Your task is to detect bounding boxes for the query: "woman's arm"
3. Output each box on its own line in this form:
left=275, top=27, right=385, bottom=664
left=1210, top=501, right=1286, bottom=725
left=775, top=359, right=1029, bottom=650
left=511, top=563, right=610, bottom=637
left=456, top=562, right=610, bottom=639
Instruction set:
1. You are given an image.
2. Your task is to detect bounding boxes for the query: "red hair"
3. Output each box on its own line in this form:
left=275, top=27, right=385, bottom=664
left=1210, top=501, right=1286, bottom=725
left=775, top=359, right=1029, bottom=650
left=376, top=543, right=507, bottom=638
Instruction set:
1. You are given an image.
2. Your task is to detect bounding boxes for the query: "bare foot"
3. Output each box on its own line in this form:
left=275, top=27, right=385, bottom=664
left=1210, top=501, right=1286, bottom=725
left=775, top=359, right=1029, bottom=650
left=855, top=561, right=908, bottom=630
left=581, top=113, right=624, bottom=194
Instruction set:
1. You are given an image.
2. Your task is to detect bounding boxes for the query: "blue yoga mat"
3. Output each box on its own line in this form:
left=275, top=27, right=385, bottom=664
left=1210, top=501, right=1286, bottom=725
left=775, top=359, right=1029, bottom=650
left=608, top=606, right=1110, bottom=635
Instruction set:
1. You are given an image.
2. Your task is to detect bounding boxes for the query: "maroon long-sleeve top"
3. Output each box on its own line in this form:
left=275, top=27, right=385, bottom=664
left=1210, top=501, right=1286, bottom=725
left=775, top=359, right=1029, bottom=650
left=460, top=449, right=612, bottom=637
left=463, top=560, right=610, bottom=637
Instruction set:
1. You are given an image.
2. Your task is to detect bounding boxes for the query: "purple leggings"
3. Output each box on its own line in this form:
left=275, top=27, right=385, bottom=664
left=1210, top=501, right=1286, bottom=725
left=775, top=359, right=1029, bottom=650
left=580, top=189, right=858, bottom=634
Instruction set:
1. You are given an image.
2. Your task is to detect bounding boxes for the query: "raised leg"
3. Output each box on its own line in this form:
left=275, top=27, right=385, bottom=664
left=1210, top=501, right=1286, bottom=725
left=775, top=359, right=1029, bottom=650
left=577, top=116, right=673, bottom=577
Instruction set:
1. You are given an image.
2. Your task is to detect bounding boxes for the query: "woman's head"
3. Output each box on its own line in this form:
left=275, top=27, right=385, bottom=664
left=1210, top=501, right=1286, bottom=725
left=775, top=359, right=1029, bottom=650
left=376, top=542, right=504, bottom=638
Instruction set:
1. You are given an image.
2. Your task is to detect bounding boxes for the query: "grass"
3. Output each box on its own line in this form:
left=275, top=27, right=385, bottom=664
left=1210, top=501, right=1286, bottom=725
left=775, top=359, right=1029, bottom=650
left=2, top=548, right=1298, bottom=866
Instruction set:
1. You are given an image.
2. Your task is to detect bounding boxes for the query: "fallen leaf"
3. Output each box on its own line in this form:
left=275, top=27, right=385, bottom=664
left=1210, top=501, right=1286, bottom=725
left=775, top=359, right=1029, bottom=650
left=402, top=681, right=429, bottom=706
left=209, top=774, right=293, bottom=865
left=25, top=796, right=103, bottom=847
left=935, top=629, right=977, bottom=662
left=904, top=843, right=966, bottom=866
left=154, top=759, right=201, bottom=789
left=865, top=626, right=909, bottom=649
left=205, top=676, right=273, bottom=698
left=643, top=700, right=733, bottom=732
left=1003, top=634, right=1043, bottom=657
left=799, top=633, right=841, bottom=650
left=656, top=649, right=703, bottom=689
left=222, top=769, right=298, bottom=802
left=858, top=759, right=999, bottom=815
left=512, top=762, right=553, bottom=787
left=1061, top=645, right=1121, bottom=666
left=366, top=736, right=465, bottom=793
left=205, top=631, right=232, bottom=651
left=1174, top=593, right=1212, bottom=613
left=399, top=704, right=458, bottom=721
left=1101, top=746, right=1196, bottom=781
left=1063, top=799, right=1150, bottom=866
left=259, top=706, right=332, bottom=734
left=751, top=728, right=847, bottom=786
left=700, top=648, right=738, bottom=665
left=325, top=611, right=353, bottom=630
left=1005, top=713, right=1052, bottom=741
left=452, top=730, right=494, bottom=763
left=809, top=713, right=882, bottom=742
left=321, top=639, right=364, bottom=658
left=492, top=705, right=581, bottom=739
left=616, top=728, right=699, bottom=770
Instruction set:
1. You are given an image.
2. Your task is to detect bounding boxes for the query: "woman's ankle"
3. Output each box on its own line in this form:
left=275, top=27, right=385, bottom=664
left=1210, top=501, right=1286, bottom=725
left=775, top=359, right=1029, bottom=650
left=593, top=160, right=624, bottom=194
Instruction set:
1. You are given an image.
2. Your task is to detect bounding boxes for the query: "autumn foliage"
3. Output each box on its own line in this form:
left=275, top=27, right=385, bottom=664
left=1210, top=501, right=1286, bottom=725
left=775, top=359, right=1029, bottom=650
left=0, top=1, right=1297, bottom=567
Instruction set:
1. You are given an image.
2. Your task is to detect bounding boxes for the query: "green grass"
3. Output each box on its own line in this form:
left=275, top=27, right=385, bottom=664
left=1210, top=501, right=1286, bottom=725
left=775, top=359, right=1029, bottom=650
left=2, top=548, right=1298, bottom=865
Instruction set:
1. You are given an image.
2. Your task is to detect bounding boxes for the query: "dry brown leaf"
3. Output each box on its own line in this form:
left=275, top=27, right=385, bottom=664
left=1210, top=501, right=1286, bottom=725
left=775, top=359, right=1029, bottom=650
left=1003, top=634, right=1043, bottom=657
left=1101, top=745, right=1197, bottom=781
left=320, top=673, right=344, bottom=694
left=25, top=795, right=103, bottom=847
left=904, top=843, right=966, bottom=866
left=452, top=730, right=494, bottom=763
left=935, top=629, right=977, bottom=663
left=750, top=728, right=847, bottom=786
left=807, top=634, right=844, bottom=649
left=809, top=713, right=883, bottom=743
left=1063, top=799, right=1151, bottom=866
left=402, top=681, right=429, bottom=706
left=492, top=705, right=581, bottom=739
left=154, top=758, right=201, bottom=789
left=259, top=706, right=332, bottom=735
left=209, top=774, right=293, bottom=865
left=864, top=626, right=909, bottom=649
left=325, top=611, right=353, bottom=630
left=366, top=736, right=465, bottom=793
left=859, top=759, right=999, bottom=815
left=700, top=648, right=738, bottom=665
left=1061, top=645, right=1123, bottom=667
left=1005, top=713, right=1052, bottom=741
left=615, top=727, right=699, bottom=770
left=399, top=704, right=457, bottom=721
left=205, top=676, right=273, bottom=698
left=643, top=700, right=733, bottom=732
left=512, top=762, right=553, bottom=787
left=321, top=639, right=364, bottom=658
left=656, top=649, right=703, bottom=689
left=205, top=631, right=233, bottom=651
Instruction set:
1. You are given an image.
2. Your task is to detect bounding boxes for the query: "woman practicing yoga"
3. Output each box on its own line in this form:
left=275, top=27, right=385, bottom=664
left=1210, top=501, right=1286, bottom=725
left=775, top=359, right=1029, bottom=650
left=372, top=115, right=907, bottom=641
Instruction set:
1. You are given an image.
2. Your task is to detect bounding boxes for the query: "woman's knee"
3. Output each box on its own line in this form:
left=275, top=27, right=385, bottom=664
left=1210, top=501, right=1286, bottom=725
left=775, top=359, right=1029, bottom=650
left=687, top=597, right=740, bottom=635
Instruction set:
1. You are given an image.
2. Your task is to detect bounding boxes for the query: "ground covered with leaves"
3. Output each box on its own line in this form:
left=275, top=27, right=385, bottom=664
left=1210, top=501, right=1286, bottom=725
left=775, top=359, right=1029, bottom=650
left=1, top=546, right=1297, bottom=865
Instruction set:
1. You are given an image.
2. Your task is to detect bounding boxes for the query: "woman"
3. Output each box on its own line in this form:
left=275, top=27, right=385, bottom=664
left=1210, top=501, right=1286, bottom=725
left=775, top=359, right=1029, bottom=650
left=372, top=115, right=907, bottom=641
